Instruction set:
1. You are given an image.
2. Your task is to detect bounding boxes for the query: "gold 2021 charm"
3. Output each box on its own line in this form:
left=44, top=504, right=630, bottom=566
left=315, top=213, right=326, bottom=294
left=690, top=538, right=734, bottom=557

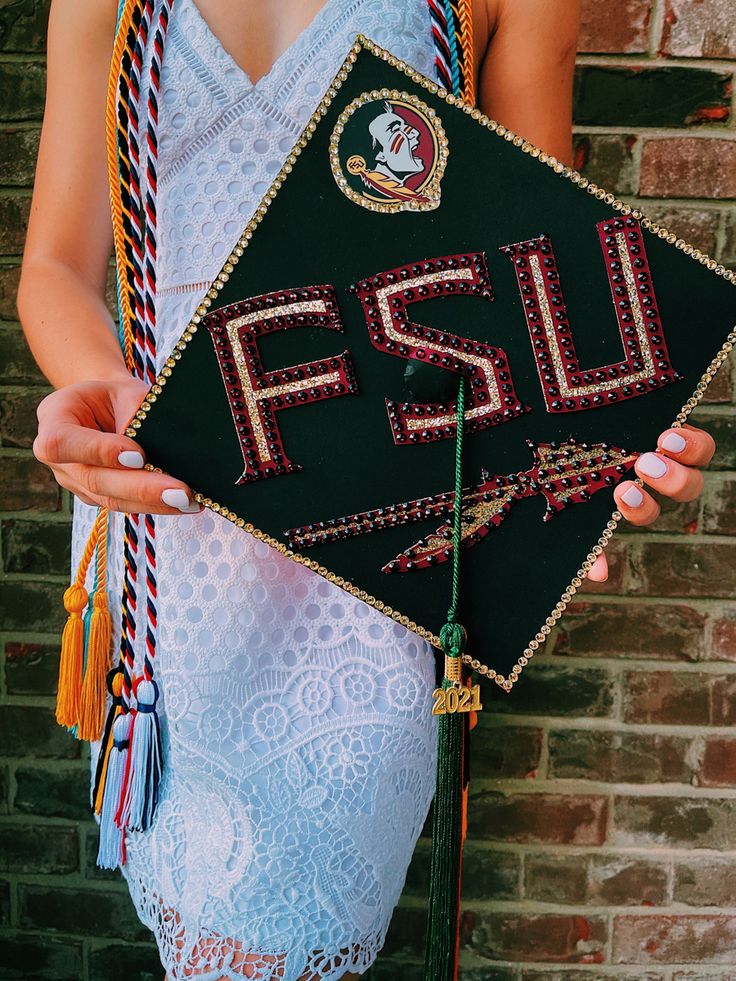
left=431, top=684, right=483, bottom=715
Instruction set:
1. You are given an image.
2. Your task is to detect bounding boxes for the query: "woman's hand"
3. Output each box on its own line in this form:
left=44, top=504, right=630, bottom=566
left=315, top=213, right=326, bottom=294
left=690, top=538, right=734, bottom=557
left=586, top=423, right=715, bottom=582
left=33, top=375, right=202, bottom=515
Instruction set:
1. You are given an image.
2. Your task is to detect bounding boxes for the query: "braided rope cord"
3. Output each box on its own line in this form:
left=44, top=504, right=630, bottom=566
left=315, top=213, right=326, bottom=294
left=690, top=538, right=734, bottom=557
left=426, top=0, right=453, bottom=91
left=447, top=379, right=466, bottom=624
left=453, top=0, right=475, bottom=104
left=440, top=0, right=461, bottom=97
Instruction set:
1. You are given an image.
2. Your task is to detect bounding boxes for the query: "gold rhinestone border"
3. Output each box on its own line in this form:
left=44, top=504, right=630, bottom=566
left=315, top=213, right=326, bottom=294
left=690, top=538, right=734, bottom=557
left=126, top=35, right=736, bottom=693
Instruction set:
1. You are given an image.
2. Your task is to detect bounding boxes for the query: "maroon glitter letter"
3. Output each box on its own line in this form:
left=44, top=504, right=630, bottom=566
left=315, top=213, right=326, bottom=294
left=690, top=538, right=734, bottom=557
left=204, top=286, right=357, bottom=482
left=352, top=253, right=529, bottom=444
left=502, top=216, right=680, bottom=413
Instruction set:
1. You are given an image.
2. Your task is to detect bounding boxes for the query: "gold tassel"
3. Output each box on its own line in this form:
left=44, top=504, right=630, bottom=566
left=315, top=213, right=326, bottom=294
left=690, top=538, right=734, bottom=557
left=78, top=591, right=112, bottom=740
left=55, top=583, right=89, bottom=728
left=56, top=509, right=104, bottom=729
left=78, top=512, right=112, bottom=741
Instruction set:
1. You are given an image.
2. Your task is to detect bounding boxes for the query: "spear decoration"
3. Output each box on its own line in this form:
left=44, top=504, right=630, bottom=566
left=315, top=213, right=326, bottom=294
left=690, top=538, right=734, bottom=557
left=284, top=438, right=638, bottom=573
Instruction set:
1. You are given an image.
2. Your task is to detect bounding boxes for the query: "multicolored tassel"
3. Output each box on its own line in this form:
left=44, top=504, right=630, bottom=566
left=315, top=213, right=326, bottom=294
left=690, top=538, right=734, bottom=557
left=97, top=711, right=132, bottom=870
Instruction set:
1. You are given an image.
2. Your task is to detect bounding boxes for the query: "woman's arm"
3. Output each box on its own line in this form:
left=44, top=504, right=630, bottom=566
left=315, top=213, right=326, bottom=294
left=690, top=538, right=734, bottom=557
left=19, top=0, right=200, bottom=514
left=477, top=0, right=580, bottom=165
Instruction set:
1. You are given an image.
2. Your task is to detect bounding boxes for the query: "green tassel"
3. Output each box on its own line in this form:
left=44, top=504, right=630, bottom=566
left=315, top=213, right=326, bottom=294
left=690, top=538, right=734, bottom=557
left=424, top=374, right=469, bottom=980
left=424, top=670, right=465, bottom=978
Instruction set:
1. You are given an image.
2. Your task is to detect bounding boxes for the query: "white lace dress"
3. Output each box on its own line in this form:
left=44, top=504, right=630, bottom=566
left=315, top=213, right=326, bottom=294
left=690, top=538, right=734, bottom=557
left=71, top=1, right=441, bottom=978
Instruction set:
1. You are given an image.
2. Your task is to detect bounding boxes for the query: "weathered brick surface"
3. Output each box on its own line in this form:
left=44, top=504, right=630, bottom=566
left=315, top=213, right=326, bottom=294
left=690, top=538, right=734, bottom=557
left=639, top=138, right=736, bottom=199
left=660, top=0, right=736, bottom=58
left=579, top=0, right=652, bottom=54
left=573, top=133, right=638, bottom=195
left=2, top=517, right=72, bottom=574
left=674, top=856, right=736, bottom=906
left=0, top=455, right=61, bottom=511
left=464, top=911, right=608, bottom=963
left=612, top=795, right=736, bottom=849
left=612, top=914, right=736, bottom=964
left=2, top=2, right=736, bottom=979
left=548, top=728, right=694, bottom=783
left=554, top=601, right=706, bottom=660
left=0, top=822, right=78, bottom=874
left=468, top=791, right=609, bottom=845
left=4, top=639, right=60, bottom=694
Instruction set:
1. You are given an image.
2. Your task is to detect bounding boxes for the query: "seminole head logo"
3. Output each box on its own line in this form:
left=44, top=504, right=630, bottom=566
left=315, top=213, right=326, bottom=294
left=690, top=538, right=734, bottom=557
left=330, top=90, right=448, bottom=213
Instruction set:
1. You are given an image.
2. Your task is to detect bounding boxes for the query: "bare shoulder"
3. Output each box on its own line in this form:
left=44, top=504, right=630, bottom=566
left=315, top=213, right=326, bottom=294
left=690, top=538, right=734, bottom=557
left=47, top=0, right=118, bottom=58
left=478, top=0, right=580, bottom=54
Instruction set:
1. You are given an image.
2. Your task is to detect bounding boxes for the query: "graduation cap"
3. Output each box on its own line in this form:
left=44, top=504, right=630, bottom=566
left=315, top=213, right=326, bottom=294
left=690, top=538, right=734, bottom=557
left=60, top=25, right=736, bottom=980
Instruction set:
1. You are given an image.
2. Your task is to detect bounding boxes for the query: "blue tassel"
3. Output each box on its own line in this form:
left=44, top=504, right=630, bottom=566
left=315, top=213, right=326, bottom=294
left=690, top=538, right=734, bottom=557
left=96, top=712, right=131, bottom=870
left=121, top=679, right=162, bottom=832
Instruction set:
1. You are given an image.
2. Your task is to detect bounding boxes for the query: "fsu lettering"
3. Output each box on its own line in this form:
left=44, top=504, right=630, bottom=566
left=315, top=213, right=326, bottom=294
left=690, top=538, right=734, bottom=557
left=350, top=253, right=529, bottom=443
left=502, top=216, right=681, bottom=412
left=204, top=286, right=356, bottom=482
left=203, top=219, right=679, bottom=497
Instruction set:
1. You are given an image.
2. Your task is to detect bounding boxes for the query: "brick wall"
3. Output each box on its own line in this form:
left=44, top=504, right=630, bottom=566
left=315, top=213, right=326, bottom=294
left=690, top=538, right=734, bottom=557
left=0, top=1, right=734, bottom=979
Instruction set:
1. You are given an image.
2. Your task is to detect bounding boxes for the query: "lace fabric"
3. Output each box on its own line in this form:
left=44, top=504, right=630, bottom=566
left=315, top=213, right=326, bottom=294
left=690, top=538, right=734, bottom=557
left=69, top=2, right=443, bottom=979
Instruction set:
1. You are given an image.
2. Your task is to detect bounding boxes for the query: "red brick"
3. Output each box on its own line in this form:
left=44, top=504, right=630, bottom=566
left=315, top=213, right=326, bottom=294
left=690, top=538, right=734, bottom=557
left=0, top=265, right=20, bottom=320
left=554, top=602, right=705, bottom=661
left=702, top=479, right=736, bottom=535
left=628, top=542, right=736, bottom=599
left=0, top=390, right=46, bottom=448
left=687, top=410, right=735, bottom=471
left=522, top=973, right=663, bottom=981
left=642, top=206, right=720, bottom=257
left=0, top=193, right=31, bottom=253
left=622, top=668, right=703, bottom=724
left=640, top=139, right=736, bottom=200
left=0, top=126, right=40, bottom=186
left=579, top=0, right=652, bottom=53
left=674, top=857, right=736, bottom=906
left=0, top=454, right=61, bottom=511
left=465, top=911, right=607, bottom=964
left=573, top=133, right=638, bottom=195
left=525, top=853, right=668, bottom=906
left=696, top=738, right=736, bottom=787
left=548, top=728, right=694, bottom=783
left=622, top=670, right=736, bottom=726
left=469, top=722, right=543, bottom=780
left=613, top=795, right=736, bottom=849
left=613, top=914, right=736, bottom=964
left=672, top=973, right=736, bottom=981
left=661, top=0, right=736, bottom=58
left=589, top=854, right=669, bottom=907
left=723, top=210, right=736, bottom=267
left=468, top=790, right=609, bottom=845
left=710, top=611, right=736, bottom=661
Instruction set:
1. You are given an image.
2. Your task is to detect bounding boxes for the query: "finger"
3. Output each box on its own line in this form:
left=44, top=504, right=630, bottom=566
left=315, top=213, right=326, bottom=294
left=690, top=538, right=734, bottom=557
left=34, top=422, right=146, bottom=471
left=657, top=424, right=716, bottom=468
left=76, top=465, right=202, bottom=514
left=634, top=451, right=704, bottom=502
left=614, top=479, right=661, bottom=525
left=586, top=553, right=608, bottom=582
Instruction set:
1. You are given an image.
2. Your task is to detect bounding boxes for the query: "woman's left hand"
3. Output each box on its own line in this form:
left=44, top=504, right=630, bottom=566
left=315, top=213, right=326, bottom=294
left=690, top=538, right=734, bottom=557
left=586, top=423, right=716, bottom=582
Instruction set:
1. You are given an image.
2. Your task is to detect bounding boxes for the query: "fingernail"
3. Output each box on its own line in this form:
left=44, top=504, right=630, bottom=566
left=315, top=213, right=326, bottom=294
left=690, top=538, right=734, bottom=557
left=118, top=450, right=145, bottom=469
left=161, top=488, right=199, bottom=512
left=637, top=452, right=668, bottom=479
left=621, top=485, right=644, bottom=508
left=661, top=431, right=687, bottom=454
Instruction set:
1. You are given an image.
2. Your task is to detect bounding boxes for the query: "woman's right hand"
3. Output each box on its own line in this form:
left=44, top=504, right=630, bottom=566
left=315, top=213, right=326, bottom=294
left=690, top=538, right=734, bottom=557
left=33, top=374, right=202, bottom=515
